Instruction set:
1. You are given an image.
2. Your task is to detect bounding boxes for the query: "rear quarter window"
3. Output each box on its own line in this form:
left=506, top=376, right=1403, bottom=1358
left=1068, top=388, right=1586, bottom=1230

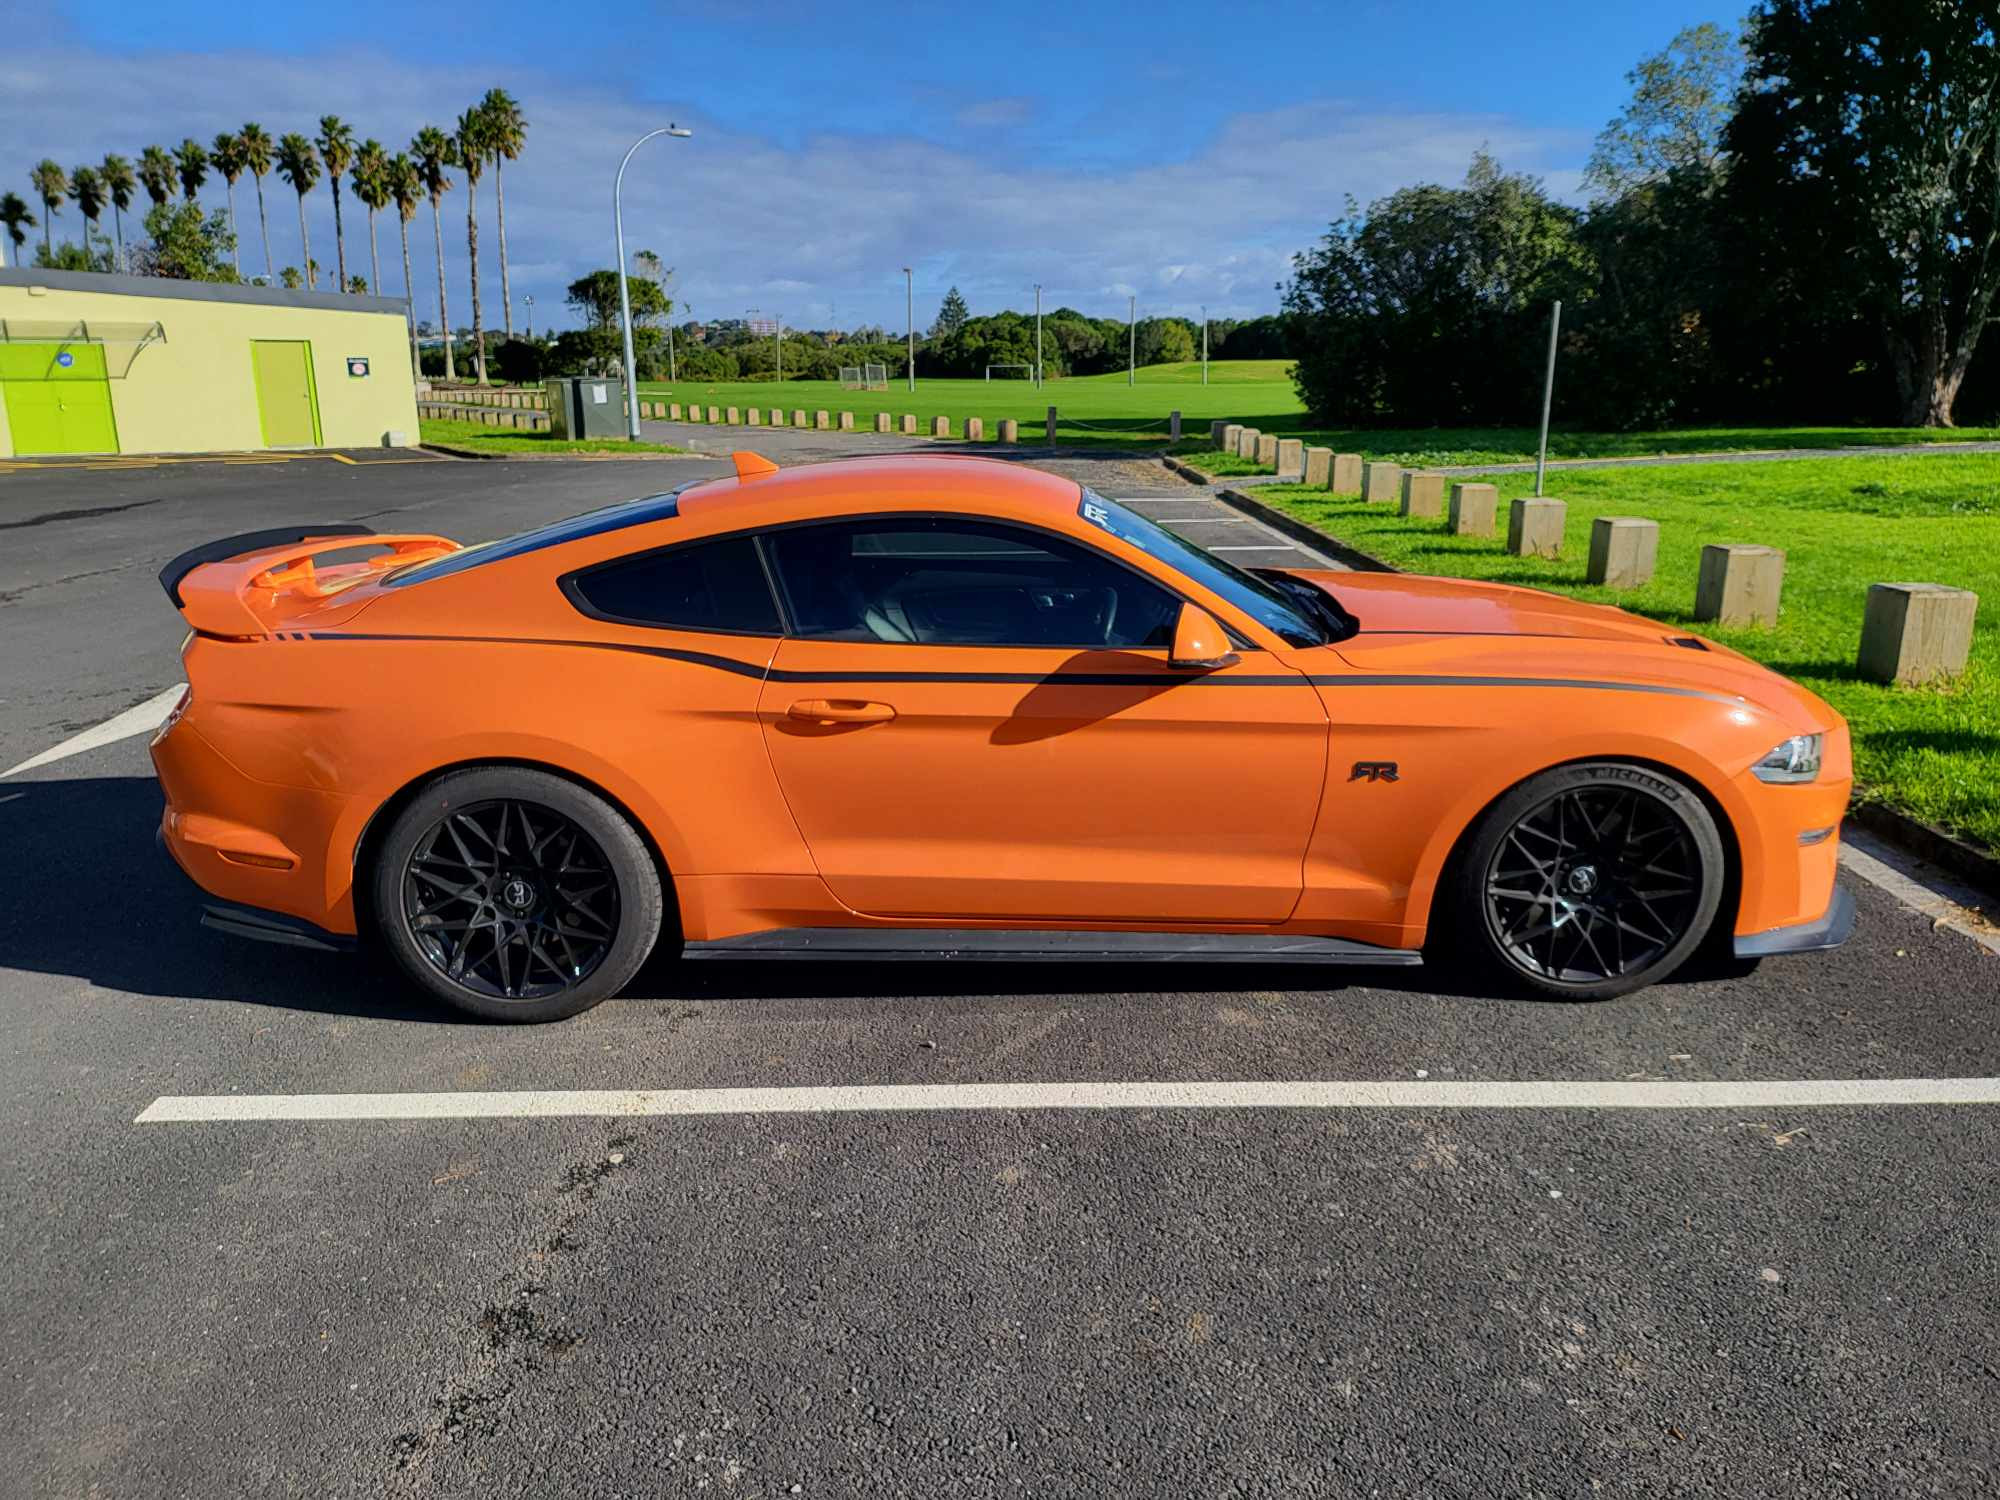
left=566, top=535, right=782, bottom=635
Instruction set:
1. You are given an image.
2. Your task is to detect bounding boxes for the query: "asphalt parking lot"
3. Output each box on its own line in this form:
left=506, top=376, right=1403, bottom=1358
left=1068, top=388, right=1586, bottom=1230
left=2, top=451, right=1996, bottom=1497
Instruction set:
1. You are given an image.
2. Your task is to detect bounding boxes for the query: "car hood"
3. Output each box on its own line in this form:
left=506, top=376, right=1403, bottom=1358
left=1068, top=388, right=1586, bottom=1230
left=1277, top=569, right=1841, bottom=734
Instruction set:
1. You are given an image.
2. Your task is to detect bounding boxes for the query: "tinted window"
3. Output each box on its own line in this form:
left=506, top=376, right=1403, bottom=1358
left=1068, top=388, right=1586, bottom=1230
left=571, top=535, right=782, bottom=634
left=389, top=487, right=691, bottom=588
left=763, top=518, right=1180, bottom=648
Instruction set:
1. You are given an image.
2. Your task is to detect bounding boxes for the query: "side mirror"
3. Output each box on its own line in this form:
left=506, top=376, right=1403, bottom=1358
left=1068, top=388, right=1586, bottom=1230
left=1169, top=602, right=1240, bottom=670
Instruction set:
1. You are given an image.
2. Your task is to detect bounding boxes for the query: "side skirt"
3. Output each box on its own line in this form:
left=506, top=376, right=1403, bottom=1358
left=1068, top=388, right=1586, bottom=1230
left=681, top=927, right=1424, bottom=965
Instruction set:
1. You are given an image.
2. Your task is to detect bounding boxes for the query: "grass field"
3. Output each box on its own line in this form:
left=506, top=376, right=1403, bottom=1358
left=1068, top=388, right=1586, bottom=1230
left=1251, top=453, right=1999, bottom=849
left=419, top=418, right=685, bottom=457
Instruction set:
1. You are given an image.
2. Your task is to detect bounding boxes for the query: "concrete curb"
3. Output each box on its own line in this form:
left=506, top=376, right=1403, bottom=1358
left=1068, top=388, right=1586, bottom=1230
left=1212, top=479, right=2000, bottom=899
left=419, top=444, right=702, bottom=462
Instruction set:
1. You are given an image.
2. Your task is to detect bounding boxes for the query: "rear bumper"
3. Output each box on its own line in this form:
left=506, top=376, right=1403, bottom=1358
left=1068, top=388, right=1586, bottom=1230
left=157, top=827, right=356, bottom=952
left=1734, top=884, right=1856, bottom=958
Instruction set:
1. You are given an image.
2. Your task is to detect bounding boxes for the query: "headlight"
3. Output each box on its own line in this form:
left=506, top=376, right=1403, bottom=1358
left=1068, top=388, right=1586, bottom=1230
left=1752, top=733, right=1822, bottom=783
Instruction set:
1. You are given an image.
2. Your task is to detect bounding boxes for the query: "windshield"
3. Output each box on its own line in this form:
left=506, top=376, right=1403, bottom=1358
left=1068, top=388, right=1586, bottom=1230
left=1075, top=489, right=1341, bottom=648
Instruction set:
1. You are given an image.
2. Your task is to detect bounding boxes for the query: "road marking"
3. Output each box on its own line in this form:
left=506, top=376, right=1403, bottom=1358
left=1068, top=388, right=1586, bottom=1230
left=1212, top=544, right=1296, bottom=551
left=1, top=684, right=182, bottom=779
left=1840, top=830, right=1999, bottom=956
left=134, top=1076, right=2000, bottom=1124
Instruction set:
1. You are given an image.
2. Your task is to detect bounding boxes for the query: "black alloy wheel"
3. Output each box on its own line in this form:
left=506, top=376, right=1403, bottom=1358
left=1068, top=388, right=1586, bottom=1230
left=1446, top=763, right=1725, bottom=1001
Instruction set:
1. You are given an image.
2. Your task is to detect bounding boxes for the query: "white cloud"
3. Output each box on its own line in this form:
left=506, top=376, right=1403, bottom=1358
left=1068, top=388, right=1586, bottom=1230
left=0, top=42, right=1589, bottom=330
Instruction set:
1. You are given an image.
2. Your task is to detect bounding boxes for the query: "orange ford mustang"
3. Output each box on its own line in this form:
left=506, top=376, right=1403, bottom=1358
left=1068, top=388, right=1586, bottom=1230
left=151, top=453, right=1853, bottom=1021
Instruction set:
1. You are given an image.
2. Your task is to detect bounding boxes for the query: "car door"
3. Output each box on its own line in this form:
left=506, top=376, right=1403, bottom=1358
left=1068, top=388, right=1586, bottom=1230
left=754, top=515, right=1328, bottom=924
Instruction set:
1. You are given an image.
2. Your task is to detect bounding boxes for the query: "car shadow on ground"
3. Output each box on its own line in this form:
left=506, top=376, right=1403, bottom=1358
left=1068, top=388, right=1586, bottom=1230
left=1, top=774, right=1625, bottom=1021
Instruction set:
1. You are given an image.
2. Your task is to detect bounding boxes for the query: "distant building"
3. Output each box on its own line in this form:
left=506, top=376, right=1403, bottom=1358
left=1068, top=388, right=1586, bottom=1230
left=0, top=268, right=420, bottom=457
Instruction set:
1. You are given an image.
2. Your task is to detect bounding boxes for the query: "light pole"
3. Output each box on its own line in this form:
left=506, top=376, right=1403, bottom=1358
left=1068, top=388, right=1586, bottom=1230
left=1034, top=283, right=1042, bottom=387
left=902, top=266, right=914, bottom=392
left=1127, top=294, right=1136, bottom=386
left=1200, top=305, right=1208, bottom=386
left=615, top=123, right=692, bottom=440
left=1533, top=299, right=1562, bottom=497
left=524, top=293, right=534, bottom=341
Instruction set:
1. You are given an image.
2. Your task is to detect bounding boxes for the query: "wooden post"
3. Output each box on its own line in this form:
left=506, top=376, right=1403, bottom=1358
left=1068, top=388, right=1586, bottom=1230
left=1857, top=583, right=1979, bottom=684
left=1508, top=497, right=1567, bottom=558
left=1586, top=517, right=1659, bottom=588
left=999, top=418, right=1018, bottom=443
left=1399, top=471, right=1446, bottom=519
left=1046, top=406, right=1057, bottom=443
left=1694, top=544, right=1785, bottom=627
left=1169, top=410, right=1182, bottom=442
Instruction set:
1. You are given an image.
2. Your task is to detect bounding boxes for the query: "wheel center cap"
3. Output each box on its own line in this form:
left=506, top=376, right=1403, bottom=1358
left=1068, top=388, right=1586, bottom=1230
left=500, top=877, right=536, bottom=912
left=1566, top=864, right=1599, bottom=896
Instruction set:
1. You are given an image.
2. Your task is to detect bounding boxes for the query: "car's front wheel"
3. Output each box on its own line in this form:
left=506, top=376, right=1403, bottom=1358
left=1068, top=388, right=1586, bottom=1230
left=1442, top=762, right=1725, bottom=1001
left=371, top=767, right=664, bottom=1022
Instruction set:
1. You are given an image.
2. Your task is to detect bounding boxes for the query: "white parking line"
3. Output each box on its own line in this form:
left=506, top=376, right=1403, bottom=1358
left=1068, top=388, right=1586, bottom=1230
left=1839, top=830, right=2000, bottom=956
left=1, top=684, right=183, bottom=779
left=134, top=1076, right=2000, bottom=1124
left=1212, top=545, right=1296, bottom=552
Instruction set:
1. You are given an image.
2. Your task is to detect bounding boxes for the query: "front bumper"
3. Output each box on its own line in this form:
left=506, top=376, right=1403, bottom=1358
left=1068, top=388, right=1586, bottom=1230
left=1733, top=884, right=1856, bottom=958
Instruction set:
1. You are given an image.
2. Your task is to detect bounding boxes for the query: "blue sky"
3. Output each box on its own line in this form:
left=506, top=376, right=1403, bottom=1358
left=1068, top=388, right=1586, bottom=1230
left=7, top=1, right=1724, bottom=335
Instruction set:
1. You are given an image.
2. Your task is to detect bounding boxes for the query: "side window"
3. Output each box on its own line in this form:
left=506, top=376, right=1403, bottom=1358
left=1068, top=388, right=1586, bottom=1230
left=761, top=517, right=1180, bottom=648
left=568, top=535, right=782, bottom=634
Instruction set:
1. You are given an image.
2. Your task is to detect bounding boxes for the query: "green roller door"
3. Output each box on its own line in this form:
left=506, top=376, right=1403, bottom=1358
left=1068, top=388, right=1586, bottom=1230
left=251, top=340, right=320, bottom=448
left=0, top=343, right=119, bottom=456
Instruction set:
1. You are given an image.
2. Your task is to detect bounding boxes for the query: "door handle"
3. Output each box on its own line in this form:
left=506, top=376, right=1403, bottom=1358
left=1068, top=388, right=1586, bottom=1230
left=788, top=698, right=897, bottom=724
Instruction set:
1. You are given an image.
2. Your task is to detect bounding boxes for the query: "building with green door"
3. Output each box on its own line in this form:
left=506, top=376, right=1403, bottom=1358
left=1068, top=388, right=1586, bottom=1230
left=0, top=269, right=418, bottom=458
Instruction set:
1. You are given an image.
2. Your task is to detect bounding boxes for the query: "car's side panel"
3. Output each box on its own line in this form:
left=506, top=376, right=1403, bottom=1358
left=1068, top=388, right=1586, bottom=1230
left=756, top=641, right=1329, bottom=923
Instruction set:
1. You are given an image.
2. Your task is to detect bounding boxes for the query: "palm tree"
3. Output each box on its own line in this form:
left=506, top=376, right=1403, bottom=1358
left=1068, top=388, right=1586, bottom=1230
left=479, top=88, right=526, bottom=341
left=389, top=153, right=423, bottom=376
left=174, top=138, right=208, bottom=202
left=68, top=166, right=106, bottom=263
left=0, top=192, right=35, bottom=269
left=29, top=161, right=66, bottom=259
left=238, top=124, right=276, bottom=282
left=210, top=131, right=247, bottom=276
left=350, top=140, right=390, bottom=300
left=274, top=134, right=321, bottom=288
left=99, top=154, right=135, bottom=271
left=452, top=107, right=491, bottom=383
left=138, top=146, right=174, bottom=208
left=316, top=116, right=355, bottom=293
left=411, top=126, right=456, bottom=381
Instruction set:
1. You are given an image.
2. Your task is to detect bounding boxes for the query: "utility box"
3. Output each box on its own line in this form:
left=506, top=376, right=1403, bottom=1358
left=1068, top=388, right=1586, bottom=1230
left=543, top=376, right=628, bottom=439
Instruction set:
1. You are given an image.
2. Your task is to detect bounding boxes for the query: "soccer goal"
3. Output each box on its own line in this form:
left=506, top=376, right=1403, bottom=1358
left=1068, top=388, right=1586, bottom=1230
left=841, top=363, right=890, bottom=390
left=985, top=363, right=1035, bottom=382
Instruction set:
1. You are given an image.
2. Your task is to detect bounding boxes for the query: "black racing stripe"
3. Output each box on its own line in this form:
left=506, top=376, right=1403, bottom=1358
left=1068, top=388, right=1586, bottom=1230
left=1309, top=673, right=1733, bottom=702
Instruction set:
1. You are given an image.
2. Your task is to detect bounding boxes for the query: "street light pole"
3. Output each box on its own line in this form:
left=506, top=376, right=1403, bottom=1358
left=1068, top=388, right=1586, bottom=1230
left=1533, top=299, right=1562, bottom=498
left=1128, top=294, right=1136, bottom=386
left=524, top=293, right=534, bottom=341
left=1034, top=283, right=1043, bottom=388
left=902, top=267, right=914, bottom=392
left=615, top=123, right=692, bottom=441
left=1200, top=305, right=1208, bottom=386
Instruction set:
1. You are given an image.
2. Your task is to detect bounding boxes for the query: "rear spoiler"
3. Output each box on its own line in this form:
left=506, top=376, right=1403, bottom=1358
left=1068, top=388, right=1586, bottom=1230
left=160, top=525, right=459, bottom=637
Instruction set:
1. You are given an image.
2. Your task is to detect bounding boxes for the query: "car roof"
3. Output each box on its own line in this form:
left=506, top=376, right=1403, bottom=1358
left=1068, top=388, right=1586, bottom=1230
left=675, top=454, right=1084, bottom=528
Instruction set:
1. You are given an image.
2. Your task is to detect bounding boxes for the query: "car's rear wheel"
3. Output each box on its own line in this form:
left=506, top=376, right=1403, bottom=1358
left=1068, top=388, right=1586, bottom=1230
left=371, top=767, right=663, bottom=1022
left=1443, top=762, right=1725, bottom=1001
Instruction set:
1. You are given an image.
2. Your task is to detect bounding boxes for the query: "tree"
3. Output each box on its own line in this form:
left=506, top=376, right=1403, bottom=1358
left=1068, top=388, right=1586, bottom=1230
left=210, top=131, right=247, bottom=276
left=563, top=267, right=672, bottom=376
left=314, top=116, right=355, bottom=293
left=99, top=154, right=135, bottom=272
left=411, top=126, right=457, bottom=381
left=1729, top=0, right=2000, bottom=426
left=1585, top=23, right=1744, bottom=198
left=1137, top=317, right=1196, bottom=366
left=173, top=138, right=208, bottom=201
left=135, top=201, right=236, bottom=282
left=389, top=152, right=423, bottom=376
left=67, top=166, right=105, bottom=261
left=453, top=107, right=491, bottom=383
left=274, top=134, right=321, bottom=288
left=280, top=266, right=302, bottom=289
left=138, top=146, right=174, bottom=209
left=29, top=161, right=67, bottom=259
left=479, top=88, right=526, bottom=340
left=931, top=286, right=969, bottom=339
left=0, top=191, right=33, bottom=267
left=351, top=139, right=390, bottom=301
left=239, top=124, right=276, bottom=281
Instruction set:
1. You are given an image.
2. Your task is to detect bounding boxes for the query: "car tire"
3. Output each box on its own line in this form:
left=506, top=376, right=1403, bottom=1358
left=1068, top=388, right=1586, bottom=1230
left=370, top=766, right=664, bottom=1022
left=1439, top=761, right=1726, bottom=1002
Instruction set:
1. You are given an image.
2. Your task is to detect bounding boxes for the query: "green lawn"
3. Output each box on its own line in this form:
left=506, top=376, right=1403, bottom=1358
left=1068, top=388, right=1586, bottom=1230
left=1251, top=453, right=1999, bottom=849
left=419, top=418, right=687, bottom=457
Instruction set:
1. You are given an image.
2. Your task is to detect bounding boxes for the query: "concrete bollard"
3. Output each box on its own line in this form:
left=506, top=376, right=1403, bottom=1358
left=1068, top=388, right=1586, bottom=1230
left=902, top=414, right=918, bottom=435
left=723, top=406, right=738, bottom=424
left=1857, top=583, right=1980, bottom=685
left=1236, top=427, right=1262, bottom=460
left=1400, top=471, right=1446, bottom=519
left=1170, top=410, right=1181, bottom=442
left=1046, top=406, right=1058, bottom=443
left=814, top=410, right=830, bottom=430
left=669, top=402, right=682, bottom=420
left=1276, top=438, right=1305, bottom=480
left=931, top=415, right=951, bottom=438
left=1302, top=447, right=1333, bottom=487
left=1508, top=497, right=1567, bottom=558
left=1220, top=423, right=1242, bottom=453
left=768, top=408, right=783, bottom=426
left=839, top=411, right=855, bottom=430
left=1255, top=433, right=1279, bottom=468
left=966, top=417, right=984, bottom=441
left=999, top=419, right=1018, bottom=443
left=1448, top=483, right=1499, bottom=537
left=1695, top=544, right=1785, bottom=627
left=1360, top=462, right=1402, bottom=503
left=1211, top=420, right=1228, bottom=446
left=792, top=409, right=808, bottom=428
left=707, top=405, right=720, bottom=423
left=1330, top=454, right=1363, bottom=496
left=748, top=408, right=763, bottom=425
left=875, top=412, right=892, bottom=433
left=1587, top=517, right=1659, bottom=589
